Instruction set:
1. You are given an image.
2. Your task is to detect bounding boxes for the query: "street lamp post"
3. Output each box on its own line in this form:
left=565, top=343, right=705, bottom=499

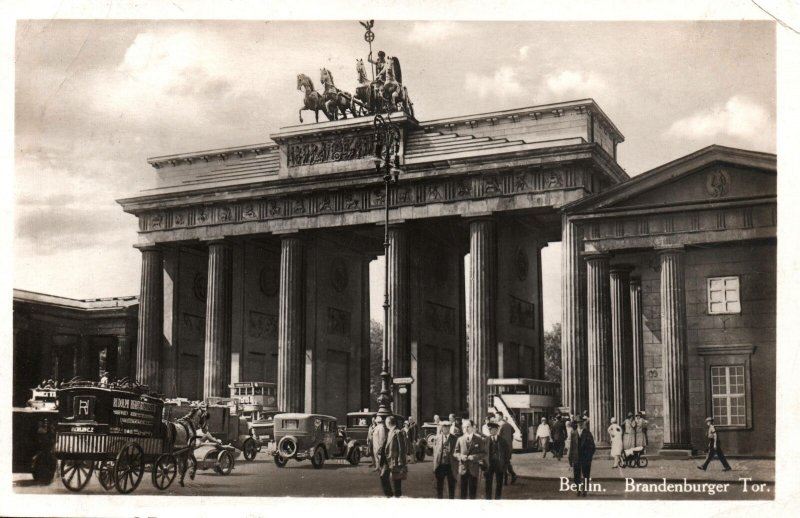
left=373, top=113, right=402, bottom=419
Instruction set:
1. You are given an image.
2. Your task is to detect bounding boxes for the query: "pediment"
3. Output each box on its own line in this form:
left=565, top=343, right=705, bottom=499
left=611, top=164, right=775, bottom=209
left=566, top=146, right=776, bottom=213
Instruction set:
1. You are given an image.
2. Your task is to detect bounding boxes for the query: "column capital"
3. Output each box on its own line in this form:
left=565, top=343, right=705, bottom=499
left=462, top=212, right=495, bottom=222
left=582, top=250, right=610, bottom=262
left=200, top=238, right=232, bottom=247
left=609, top=264, right=635, bottom=275
left=134, top=244, right=162, bottom=252
left=656, top=244, right=685, bottom=255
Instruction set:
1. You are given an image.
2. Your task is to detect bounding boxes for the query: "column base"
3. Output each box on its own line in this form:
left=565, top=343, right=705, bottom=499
left=659, top=444, right=694, bottom=457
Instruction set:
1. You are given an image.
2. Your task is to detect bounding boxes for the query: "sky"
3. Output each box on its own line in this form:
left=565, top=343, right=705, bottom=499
left=11, top=17, right=777, bottom=329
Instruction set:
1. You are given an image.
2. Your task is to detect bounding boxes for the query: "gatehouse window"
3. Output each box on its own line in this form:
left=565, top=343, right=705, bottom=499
left=707, top=276, right=741, bottom=314
left=710, top=365, right=747, bottom=427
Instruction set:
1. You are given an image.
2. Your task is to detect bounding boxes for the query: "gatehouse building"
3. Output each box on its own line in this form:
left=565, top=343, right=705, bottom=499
left=13, top=99, right=776, bottom=457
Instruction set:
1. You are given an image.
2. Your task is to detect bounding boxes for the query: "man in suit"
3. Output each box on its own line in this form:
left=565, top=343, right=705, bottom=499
left=698, top=417, right=732, bottom=471
left=432, top=420, right=458, bottom=498
left=483, top=422, right=509, bottom=499
left=495, top=412, right=517, bottom=484
left=568, top=416, right=596, bottom=497
left=379, top=415, right=407, bottom=497
left=454, top=419, right=486, bottom=499
left=551, top=414, right=566, bottom=461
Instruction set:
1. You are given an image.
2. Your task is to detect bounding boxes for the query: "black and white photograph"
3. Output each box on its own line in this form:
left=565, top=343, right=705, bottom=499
left=2, top=0, right=798, bottom=514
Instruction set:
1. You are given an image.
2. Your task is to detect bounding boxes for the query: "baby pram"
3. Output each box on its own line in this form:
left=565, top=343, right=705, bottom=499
left=618, top=446, right=648, bottom=468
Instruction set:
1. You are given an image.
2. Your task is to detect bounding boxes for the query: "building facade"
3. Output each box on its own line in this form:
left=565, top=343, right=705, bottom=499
left=12, top=290, right=139, bottom=406
left=561, top=146, right=776, bottom=456
left=116, top=100, right=626, bottom=424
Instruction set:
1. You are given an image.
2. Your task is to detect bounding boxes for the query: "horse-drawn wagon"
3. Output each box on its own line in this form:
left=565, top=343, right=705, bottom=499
left=53, top=381, right=197, bottom=494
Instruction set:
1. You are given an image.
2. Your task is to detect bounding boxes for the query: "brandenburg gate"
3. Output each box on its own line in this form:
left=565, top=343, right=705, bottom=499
left=117, top=99, right=627, bottom=423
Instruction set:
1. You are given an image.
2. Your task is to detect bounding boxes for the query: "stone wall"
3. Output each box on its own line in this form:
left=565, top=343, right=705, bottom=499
left=615, top=242, right=776, bottom=455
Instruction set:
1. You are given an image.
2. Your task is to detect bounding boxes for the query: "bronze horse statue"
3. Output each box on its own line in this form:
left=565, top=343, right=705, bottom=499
left=380, top=57, right=413, bottom=117
left=354, top=59, right=374, bottom=114
left=320, top=68, right=361, bottom=120
left=297, top=73, right=331, bottom=123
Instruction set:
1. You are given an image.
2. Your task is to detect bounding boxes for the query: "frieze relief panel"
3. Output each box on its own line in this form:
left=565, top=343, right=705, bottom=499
left=248, top=311, right=278, bottom=340
left=509, top=296, right=535, bottom=329
left=288, top=133, right=377, bottom=167
left=327, top=307, right=351, bottom=336
left=137, top=165, right=589, bottom=232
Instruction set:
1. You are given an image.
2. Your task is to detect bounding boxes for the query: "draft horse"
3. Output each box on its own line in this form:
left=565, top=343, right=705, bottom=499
left=297, top=73, right=332, bottom=123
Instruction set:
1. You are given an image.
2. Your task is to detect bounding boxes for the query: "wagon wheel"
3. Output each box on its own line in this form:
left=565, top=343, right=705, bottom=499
left=113, top=442, right=145, bottom=494
left=242, top=438, right=257, bottom=461
left=60, top=459, right=94, bottom=492
left=348, top=448, right=361, bottom=466
left=274, top=455, right=288, bottom=468
left=214, top=450, right=234, bottom=475
left=151, top=454, right=177, bottom=490
left=32, top=452, right=57, bottom=484
left=96, top=460, right=116, bottom=491
left=637, top=456, right=649, bottom=468
left=310, top=447, right=325, bottom=469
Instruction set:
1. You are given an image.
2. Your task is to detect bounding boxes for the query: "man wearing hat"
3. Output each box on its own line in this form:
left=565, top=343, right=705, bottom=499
left=454, top=419, right=486, bottom=499
left=432, top=420, right=458, bottom=498
left=634, top=411, right=649, bottom=449
left=698, top=417, right=732, bottom=471
left=568, top=416, right=596, bottom=497
left=483, top=422, right=509, bottom=499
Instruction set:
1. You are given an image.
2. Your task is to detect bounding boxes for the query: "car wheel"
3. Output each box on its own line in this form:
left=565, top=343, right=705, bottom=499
left=311, top=447, right=325, bottom=469
left=274, top=455, right=288, bottom=468
left=348, top=448, right=361, bottom=466
left=243, top=438, right=257, bottom=461
left=214, top=450, right=234, bottom=476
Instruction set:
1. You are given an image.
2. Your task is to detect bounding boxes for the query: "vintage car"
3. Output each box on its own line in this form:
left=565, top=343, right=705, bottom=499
left=204, top=402, right=262, bottom=461
left=343, top=411, right=410, bottom=458
left=272, top=413, right=359, bottom=468
left=421, top=421, right=440, bottom=456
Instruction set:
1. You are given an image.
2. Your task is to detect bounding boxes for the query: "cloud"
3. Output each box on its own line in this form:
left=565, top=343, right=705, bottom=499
left=518, top=46, right=530, bottom=61
left=407, top=22, right=459, bottom=44
left=664, top=96, right=773, bottom=148
left=541, top=69, right=607, bottom=99
left=464, top=66, right=524, bottom=99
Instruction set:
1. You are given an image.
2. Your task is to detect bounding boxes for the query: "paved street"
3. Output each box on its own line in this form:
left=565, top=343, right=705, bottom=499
left=13, top=451, right=774, bottom=500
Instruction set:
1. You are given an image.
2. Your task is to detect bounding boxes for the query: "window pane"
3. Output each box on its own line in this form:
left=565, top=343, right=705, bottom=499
left=710, top=290, right=724, bottom=302
left=710, top=302, right=724, bottom=313
left=709, top=279, right=724, bottom=290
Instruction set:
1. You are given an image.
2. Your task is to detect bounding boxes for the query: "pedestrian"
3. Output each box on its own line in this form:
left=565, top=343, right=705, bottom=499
left=454, top=419, right=485, bottom=499
left=563, top=415, right=573, bottom=457
left=622, top=412, right=636, bottom=450
left=608, top=417, right=623, bottom=468
left=535, top=417, right=552, bottom=458
left=432, top=420, right=458, bottom=499
left=450, top=415, right=463, bottom=438
left=481, top=416, right=492, bottom=436
left=367, top=417, right=377, bottom=468
left=634, top=411, right=648, bottom=450
left=496, top=412, right=517, bottom=484
left=406, top=416, right=419, bottom=464
left=482, top=422, right=509, bottom=499
left=550, top=414, right=566, bottom=461
left=379, top=415, right=407, bottom=497
left=568, top=416, right=596, bottom=497
left=698, top=417, right=732, bottom=472
left=373, top=415, right=386, bottom=478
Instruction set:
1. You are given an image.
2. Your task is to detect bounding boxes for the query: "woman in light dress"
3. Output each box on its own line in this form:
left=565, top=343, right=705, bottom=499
left=608, top=417, right=623, bottom=468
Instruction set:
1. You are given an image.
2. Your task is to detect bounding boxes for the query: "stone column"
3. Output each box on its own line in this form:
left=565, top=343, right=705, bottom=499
left=278, top=236, right=304, bottom=412
left=561, top=215, right=588, bottom=415
left=468, top=218, right=497, bottom=424
left=387, top=225, right=410, bottom=417
left=629, top=277, right=645, bottom=413
left=116, top=335, right=131, bottom=381
left=136, top=246, right=163, bottom=390
left=585, top=251, right=612, bottom=445
left=610, top=265, right=635, bottom=421
left=360, top=255, right=373, bottom=410
left=203, top=240, right=233, bottom=399
left=659, top=246, right=692, bottom=452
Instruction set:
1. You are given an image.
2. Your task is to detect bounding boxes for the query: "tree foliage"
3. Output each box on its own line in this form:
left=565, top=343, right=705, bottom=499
left=369, top=319, right=383, bottom=409
left=544, top=322, right=562, bottom=384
